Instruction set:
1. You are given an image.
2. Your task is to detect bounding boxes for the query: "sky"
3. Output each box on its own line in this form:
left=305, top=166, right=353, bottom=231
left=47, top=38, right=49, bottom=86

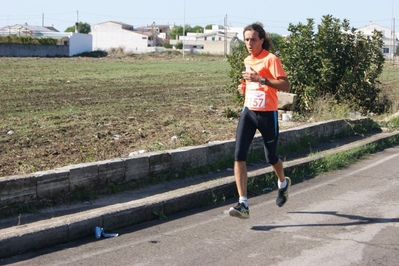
left=1, top=0, right=398, bottom=35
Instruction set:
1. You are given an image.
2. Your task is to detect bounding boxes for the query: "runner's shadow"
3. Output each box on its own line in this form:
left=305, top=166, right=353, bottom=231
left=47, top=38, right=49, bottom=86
left=251, top=211, right=399, bottom=231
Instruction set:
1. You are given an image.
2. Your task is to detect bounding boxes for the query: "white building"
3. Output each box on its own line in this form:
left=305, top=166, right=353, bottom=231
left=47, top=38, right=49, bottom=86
left=356, top=23, right=398, bottom=59
left=204, top=24, right=244, bottom=40
left=91, top=21, right=172, bottom=53
left=170, top=24, right=242, bottom=55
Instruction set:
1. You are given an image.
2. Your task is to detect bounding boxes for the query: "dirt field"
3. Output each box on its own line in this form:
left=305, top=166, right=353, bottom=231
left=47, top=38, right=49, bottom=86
left=2, top=54, right=398, bottom=178
left=0, top=54, right=255, bottom=177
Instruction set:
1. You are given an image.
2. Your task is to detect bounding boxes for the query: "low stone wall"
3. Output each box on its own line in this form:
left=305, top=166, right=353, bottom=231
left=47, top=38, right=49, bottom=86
left=0, top=43, right=69, bottom=57
left=0, top=118, right=373, bottom=208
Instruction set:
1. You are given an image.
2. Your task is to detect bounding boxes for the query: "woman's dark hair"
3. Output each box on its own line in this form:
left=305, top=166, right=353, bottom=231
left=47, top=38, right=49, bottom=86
left=243, top=23, right=272, bottom=51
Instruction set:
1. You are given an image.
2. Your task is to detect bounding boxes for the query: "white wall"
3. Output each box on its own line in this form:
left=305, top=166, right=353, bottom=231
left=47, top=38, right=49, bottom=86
left=69, top=33, right=93, bottom=56
left=91, top=22, right=150, bottom=53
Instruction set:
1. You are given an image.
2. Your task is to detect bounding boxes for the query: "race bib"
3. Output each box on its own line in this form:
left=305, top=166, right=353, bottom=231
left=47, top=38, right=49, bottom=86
left=245, top=90, right=266, bottom=109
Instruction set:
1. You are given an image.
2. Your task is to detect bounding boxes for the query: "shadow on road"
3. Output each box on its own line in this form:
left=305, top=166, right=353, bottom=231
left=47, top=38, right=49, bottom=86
left=251, top=211, right=399, bottom=231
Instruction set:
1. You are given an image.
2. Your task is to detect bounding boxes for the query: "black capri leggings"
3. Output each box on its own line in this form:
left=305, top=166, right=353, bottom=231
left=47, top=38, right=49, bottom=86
left=234, top=107, right=279, bottom=165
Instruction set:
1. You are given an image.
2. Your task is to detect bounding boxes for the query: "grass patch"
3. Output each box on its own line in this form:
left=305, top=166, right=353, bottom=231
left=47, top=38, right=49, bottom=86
left=377, top=114, right=399, bottom=131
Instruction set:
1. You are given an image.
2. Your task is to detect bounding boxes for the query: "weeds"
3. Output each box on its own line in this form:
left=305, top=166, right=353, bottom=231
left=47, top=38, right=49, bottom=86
left=378, top=115, right=399, bottom=131
left=222, top=107, right=240, bottom=118
left=153, top=210, right=167, bottom=220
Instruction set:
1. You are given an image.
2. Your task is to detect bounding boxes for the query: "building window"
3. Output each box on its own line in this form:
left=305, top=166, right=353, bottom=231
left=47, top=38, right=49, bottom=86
left=383, top=47, right=389, bottom=54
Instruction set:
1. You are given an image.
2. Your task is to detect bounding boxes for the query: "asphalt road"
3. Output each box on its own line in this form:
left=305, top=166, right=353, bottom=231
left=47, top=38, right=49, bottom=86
left=2, top=146, right=399, bottom=266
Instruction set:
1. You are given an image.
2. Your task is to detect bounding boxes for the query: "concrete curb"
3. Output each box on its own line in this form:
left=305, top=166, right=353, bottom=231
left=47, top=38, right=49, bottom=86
left=0, top=118, right=373, bottom=209
left=1, top=127, right=398, bottom=258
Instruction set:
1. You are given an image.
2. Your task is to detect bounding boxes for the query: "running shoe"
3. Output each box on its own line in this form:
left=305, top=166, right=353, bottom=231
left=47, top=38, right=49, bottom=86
left=229, top=202, right=250, bottom=219
left=276, top=177, right=291, bottom=207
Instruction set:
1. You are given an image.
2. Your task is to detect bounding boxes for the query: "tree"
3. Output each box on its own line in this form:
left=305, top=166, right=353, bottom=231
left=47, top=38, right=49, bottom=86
left=268, top=33, right=284, bottom=54
left=277, top=18, right=320, bottom=111
left=169, top=26, right=182, bottom=40
left=158, top=42, right=172, bottom=48
left=169, top=24, right=197, bottom=40
left=226, top=42, right=248, bottom=105
left=169, top=26, right=181, bottom=40
left=278, top=15, right=385, bottom=114
left=175, top=41, right=183, bottom=50
left=226, top=15, right=386, bottom=115
left=65, top=22, right=91, bottom=34
left=189, top=26, right=204, bottom=33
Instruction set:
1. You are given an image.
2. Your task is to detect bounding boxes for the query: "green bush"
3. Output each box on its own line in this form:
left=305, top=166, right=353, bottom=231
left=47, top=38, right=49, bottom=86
left=226, top=42, right=248, bottom=106
left=0, top=35, right=57, bottom=45
left=37, top=38, right=57, bottom=45
left=278, top=15, right=386, bottom=114
left=226, top=15, right=387, bottom=116
left=65, top=22, right=91, bottom=34
left=158, top=42, right=173, bottom=49
left=175, top=41, right=183, bottom=50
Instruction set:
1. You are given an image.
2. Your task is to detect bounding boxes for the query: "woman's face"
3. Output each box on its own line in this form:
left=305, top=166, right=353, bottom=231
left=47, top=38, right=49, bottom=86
left=244, top=29, right=264, bottom=56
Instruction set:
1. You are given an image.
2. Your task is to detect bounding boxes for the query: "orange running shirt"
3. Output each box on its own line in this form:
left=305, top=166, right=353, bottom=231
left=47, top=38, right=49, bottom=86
left=243, top=49, right=287, bottom=111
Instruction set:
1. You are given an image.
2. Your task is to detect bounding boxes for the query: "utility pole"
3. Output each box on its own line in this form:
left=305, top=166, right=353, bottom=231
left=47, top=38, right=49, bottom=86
left=183, top=0, right=186, bottom=59
left=393, top=17, right=396, bottom=64
left=391, top=0, right=395, bottom=64
left=75, top=10, right=79, bottom=33
left=224, top=14, right=227, bottom=57
left=152, top=21, right=156, bottom=47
